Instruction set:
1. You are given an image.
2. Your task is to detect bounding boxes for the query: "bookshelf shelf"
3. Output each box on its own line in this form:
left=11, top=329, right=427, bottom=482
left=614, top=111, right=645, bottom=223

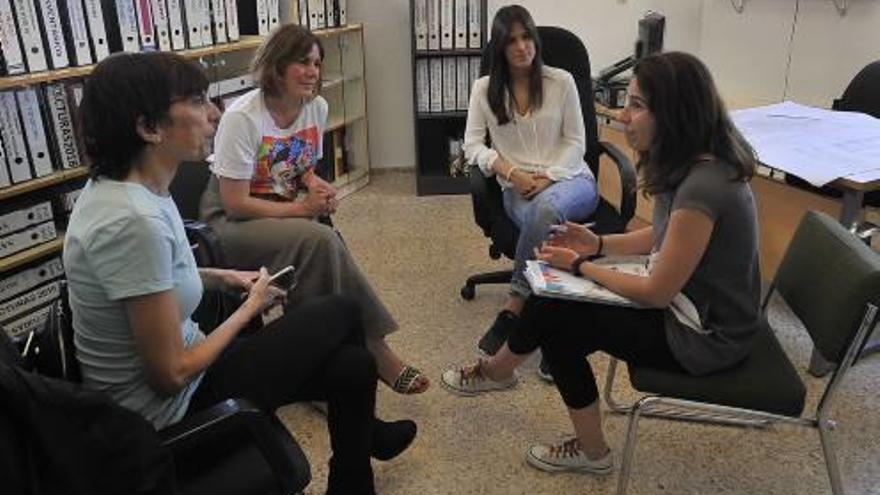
left=0, top=167, right=89, bottom=202
left=0, top=238, right=64, bottom=273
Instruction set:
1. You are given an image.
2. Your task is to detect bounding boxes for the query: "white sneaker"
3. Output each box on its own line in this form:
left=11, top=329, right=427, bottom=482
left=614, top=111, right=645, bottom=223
left=440, top=360, right=517, bottom=396
left=526, top=437, right=613, bottom=475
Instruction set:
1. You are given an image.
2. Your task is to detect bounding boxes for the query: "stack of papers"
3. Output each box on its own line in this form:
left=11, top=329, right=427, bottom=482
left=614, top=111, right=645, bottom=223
left=524, top=256, right=649, bottom=307
left=730, top=101, right=880, bottom=186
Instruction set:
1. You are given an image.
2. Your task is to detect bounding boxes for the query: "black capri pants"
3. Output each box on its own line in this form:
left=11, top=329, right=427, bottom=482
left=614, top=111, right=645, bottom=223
left=508, top=296, right=685, bottom=410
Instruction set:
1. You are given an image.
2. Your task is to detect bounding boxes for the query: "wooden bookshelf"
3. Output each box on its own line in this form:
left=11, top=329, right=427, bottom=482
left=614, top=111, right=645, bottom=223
left=0, top=238, right=64, bottom=273
left=0, top=167, right=89, bottom=202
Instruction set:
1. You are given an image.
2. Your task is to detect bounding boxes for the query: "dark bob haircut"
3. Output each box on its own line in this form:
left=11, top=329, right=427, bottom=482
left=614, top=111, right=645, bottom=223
left=633, top=51, right=756, bottom=195
left=79, top=51, right=208, bottom=180
left=487, top=4, right=544, bottom=126
left=252, top=24, right=324, bottom=98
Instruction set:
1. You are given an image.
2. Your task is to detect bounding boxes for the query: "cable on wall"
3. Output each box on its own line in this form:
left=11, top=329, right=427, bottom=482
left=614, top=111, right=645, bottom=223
left=782, top=0, right=801, bottom=100
left=730, top=0, right=746, bottom=14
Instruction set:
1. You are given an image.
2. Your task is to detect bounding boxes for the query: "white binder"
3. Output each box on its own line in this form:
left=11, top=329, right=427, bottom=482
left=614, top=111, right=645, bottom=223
left=456, top=56, right=469, bottom=110
left=416, top=58, right=429, bottom=113
left=307, top=0, right=323, bottom=30
left=44, top=83, right=81, bottom=170
left=195, top=0, right=213, bottom=45
left=108, top=0, right=141, bottom=52
left=429, top=58, right=442, bottom=112
left=82, top=0, right=110, bottom=60
left=453, top=0, right=467, bottom=50
left=0, top=142, right=10, bottom=187
left=336, top=0, right=344, bottom=25
left=0, top=257, right=64, bottom=303
left=36, top=0, right=70, bottom=68
left=210, top=0, right=227, bottom=43
left=0, top=0, right=26, bottom=74
left=255, top=0, right=269, bottom=35
left=266, top=0, right=279, bottom=30
left=469, top=56, right=480, bottom=87
left=150, top=0, right=172, bottom=51
left=442, top=56, right=456, bottom=111
left=60, top=0, right=93, bottom=66
left=0, top=280, right=61, bottom=323
left=297, top=0, right=307, bottom=26
left=467, top=0, right=480, bottom=49
left=0, top=202, right=53, bottom=237
left=324, top=0, right=335, bottom=28
left=15, top=87, right=53, bottom=177
left=2, top=303, right=53, bottom=341
left=182, top=0, right=203, bottom=47
left=439, top=0, right=453, bottom=50
left=413, top=0, right=426, bottom=51
left=426, top=0, right=439, bottom=50
left=217, top=74, right=253, bottom=95
left=133, top=0, right=156, bottom=50
left=166, top=0, right=187, bottom=49
left=0, top=91, right=33, bottom=183
left=224, top=0, right=239, bottom=40
left=280, top=0, right=298, bottom=24
left=12, top=0, right=49, bottom=72
left=0, top=221, right=57, bottom=259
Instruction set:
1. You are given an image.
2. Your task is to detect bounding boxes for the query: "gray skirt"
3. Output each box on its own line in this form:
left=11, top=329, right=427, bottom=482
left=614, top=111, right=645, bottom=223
left=199, top=176, right=397, bottom=338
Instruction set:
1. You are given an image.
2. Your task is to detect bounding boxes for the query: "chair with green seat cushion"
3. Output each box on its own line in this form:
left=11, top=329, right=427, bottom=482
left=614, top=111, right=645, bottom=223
left=603, top=211, right=880, bottom=495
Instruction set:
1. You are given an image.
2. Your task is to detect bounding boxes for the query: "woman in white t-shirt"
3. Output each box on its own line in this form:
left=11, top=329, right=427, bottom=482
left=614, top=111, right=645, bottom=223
left=200, top=25, right=429, bottom=395
left=462, top=6, right=598, bottom=377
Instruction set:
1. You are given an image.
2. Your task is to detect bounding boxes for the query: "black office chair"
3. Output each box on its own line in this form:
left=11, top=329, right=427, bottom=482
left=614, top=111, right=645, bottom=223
left=460, top=26, right=637, bottom=300
left=603, top=211, right=880, bottom=495
left=784, top=60, right=880, bottom=207
left=1, top=286, right=311, bottom=495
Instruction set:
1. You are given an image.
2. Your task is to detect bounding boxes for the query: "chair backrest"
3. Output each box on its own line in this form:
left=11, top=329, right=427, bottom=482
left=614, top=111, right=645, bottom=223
left=479, top=26, right=600, bottom=176
left=832, top=60, right=880, bottom=118
left=170, top=160, right=213, bottom=220
left=774, top=211, right=880, bottom=363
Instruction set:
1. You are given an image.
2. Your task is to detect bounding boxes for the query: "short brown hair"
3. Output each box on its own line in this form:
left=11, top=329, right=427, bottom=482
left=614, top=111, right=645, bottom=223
left=252, top=24, right=324, bottom=98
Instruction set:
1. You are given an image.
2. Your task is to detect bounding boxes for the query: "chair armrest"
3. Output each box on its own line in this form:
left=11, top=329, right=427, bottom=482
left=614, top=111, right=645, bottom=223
left=184, top=220, right=226, bottom=268
left=597, top=141, right=638, bottom=226
left=159, top=398, right=311, bottom=494
left=468, top=164, right=505, bottom=237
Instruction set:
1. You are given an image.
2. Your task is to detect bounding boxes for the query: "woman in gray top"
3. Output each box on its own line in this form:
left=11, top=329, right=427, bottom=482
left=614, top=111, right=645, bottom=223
left=442, top=51, right=761, bottom=476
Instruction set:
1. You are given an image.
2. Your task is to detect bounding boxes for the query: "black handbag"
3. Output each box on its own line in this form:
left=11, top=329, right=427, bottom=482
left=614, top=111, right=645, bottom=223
left=17, top=282, right=79, bottom=382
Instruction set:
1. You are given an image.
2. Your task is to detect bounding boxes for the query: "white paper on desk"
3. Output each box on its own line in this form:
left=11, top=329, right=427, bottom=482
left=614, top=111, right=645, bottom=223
left=731, top=101, right=880, bottom=186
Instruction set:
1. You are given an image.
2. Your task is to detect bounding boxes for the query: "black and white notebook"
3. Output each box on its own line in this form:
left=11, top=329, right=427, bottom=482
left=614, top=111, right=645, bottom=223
left=524, top=256, right=649, bottom=307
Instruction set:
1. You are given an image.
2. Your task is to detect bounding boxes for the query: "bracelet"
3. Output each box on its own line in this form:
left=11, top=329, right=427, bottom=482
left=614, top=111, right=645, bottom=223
left=595, top=235, right=604, bottom=257
left=505, top=166, right=518, bottom=182
left=570, top=253, right=592, bottom=277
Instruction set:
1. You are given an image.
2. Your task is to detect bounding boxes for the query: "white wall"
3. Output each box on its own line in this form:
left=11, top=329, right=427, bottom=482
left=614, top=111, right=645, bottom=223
left=350, top=0, right=880, bottom=170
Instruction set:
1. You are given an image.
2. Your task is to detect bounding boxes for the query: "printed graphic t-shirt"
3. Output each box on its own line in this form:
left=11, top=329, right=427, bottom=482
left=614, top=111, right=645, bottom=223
left=211, top=89, right=327, bottom=199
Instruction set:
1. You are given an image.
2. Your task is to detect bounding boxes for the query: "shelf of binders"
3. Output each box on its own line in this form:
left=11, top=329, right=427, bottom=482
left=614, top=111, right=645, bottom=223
left=0, top=237, right=64, bottom=273
left=0, top=24, right=366, bottom=91
left=414, top=48, right=482, bottom=58
left=0, top=167, right=89, bottom=202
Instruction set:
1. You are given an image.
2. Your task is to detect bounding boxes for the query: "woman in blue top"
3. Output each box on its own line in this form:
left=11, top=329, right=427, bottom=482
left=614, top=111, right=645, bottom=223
left=64, top=52, right=414, bottom=495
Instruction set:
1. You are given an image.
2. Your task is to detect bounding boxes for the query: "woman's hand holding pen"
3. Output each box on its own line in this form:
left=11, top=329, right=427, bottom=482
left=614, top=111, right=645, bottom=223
left=547, top=221, right=600, bottom=256
left=534, top=242, right=578, bottom=271
left=241, top=268, right=287, bottom=315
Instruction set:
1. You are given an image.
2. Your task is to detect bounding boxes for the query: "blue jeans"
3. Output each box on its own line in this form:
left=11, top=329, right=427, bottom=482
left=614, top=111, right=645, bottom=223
left=503, top=175, right=599, bottom=297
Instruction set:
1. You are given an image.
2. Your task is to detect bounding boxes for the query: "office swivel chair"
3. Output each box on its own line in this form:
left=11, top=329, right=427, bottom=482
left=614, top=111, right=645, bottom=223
left=1, top=286, right=311, bottom=495
left=460, top=26, right=637, bottom=301
left=603, top=211, right=880, bottom=495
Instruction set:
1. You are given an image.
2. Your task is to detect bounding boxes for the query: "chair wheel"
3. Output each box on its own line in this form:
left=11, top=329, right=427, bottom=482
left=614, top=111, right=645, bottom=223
left=460, top=285, right=476, bottom=301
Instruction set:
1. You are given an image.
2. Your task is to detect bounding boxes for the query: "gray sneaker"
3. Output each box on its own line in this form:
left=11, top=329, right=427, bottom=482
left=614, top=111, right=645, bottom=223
left=526, top=437, right=613, bottom=475
left=440, top=360, right=518, bottom=396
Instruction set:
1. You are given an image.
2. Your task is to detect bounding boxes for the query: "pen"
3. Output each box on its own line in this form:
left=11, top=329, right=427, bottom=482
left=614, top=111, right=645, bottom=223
left=549, top=221, right=596, bottom=233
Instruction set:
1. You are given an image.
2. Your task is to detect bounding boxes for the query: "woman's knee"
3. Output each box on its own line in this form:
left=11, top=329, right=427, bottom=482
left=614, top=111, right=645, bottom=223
left=325, top=345, right=378, bottom=392
left=525, top=199, right=563, bottom=228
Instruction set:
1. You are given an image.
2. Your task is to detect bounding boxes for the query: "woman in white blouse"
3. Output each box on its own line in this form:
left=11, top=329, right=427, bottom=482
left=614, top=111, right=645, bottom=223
left=462, top=5, right=598, bottom=375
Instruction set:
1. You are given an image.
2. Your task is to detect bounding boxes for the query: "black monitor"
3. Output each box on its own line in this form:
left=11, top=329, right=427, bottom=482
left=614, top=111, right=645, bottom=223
left=597, top=12, right=666, bottom=83
left=635, top=12, right=665, bottom=59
